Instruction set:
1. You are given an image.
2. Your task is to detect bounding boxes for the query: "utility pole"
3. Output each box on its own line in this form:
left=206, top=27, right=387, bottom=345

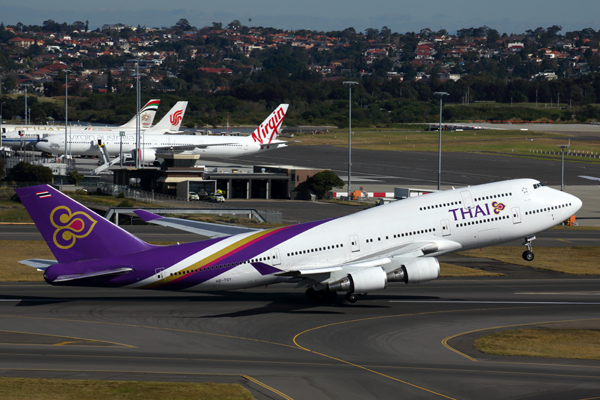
left=343, top=81, right=358, bottom=200
left=434, top=92, right=449, bottom=190
left=24, top=86, right=27, bottom=125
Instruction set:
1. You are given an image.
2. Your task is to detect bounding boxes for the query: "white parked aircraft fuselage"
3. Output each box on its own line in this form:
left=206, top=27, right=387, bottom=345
left=37, top=133, right=279, bottom=158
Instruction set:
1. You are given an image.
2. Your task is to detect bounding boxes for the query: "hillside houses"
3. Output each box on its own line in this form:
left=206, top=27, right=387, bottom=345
left=1, top=20, right=600, bottom=98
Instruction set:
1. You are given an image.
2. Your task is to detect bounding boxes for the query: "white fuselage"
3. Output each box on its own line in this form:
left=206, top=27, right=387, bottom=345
left=129, top=179, right=582, bottom=291
left=36, top=132, right=284, bottom=159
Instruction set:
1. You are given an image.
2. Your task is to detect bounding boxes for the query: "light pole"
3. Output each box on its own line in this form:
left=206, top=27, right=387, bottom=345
left=343, top=81, right=358, bottom=199
left=135, top=60, right=141, bottom=169
left=64, top=70, right=70, bottom=159
left=434, top=92, right=449, bottom=190
left=0, top=102, right=5, bottom=150
left=558, top=144, right=570, bottom=191
left=24, top=86, right=27, bottom=125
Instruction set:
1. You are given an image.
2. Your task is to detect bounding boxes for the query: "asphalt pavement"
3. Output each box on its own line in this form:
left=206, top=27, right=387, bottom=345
left=1, top=280, right=599, bottom=400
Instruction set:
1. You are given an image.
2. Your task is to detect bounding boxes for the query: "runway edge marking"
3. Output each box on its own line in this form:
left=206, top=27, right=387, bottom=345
left=242, top=375, right=293, bottom=400
left=441, top=317, right=600, bottom=363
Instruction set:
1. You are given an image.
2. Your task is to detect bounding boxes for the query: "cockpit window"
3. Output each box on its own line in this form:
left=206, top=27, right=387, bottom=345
left=533, top=182, right=546, bottom=189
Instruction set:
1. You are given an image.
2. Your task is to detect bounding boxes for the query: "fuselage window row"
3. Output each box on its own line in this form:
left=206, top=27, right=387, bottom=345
left=287, top=244, right=343, bottom=257
left=169, top=255, right=277, bottom=276
left=420, top=201, right=462, bottom=211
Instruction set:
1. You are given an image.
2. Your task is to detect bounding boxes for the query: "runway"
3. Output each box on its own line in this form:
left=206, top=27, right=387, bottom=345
left=1, top=280, right=600, bottom=399
left=208, top=145, right=600, bottom=188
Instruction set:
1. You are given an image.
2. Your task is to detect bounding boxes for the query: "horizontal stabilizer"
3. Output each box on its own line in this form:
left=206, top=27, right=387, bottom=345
left=134, top=210, right=262, bottom=238
left=19, top=259, right=58, bottom=272
left=53, top=267, right=133, bottom=283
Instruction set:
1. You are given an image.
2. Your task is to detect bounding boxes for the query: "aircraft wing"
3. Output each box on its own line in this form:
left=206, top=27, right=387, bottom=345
left=578, top=175, right=600, bottom=182
left=19, top=259, right=58, bottom=271
left=134, top=210, right=263, bottom=238
left=278, top=238, right=461, bottom=288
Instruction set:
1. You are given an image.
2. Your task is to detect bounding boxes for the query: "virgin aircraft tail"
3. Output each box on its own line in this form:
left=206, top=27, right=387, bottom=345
left=16, top=185, right=153, bottom=264
left=145, top=101, right=188, bottom=134
left=250, top=104, right=289, bottom=144
left=120, top=99, right=161, bottom=130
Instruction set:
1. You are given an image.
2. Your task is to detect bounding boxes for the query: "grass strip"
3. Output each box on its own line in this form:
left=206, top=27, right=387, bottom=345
left=0, top=377, right=254, bottom=400
left=440, top=263, right=503, bottom=277
left=458, top=246, right=600, bottom=275
left=474, top=329, right=600, bottom=360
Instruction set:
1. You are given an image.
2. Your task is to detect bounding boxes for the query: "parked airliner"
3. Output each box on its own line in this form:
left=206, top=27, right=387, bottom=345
left=17, top=179, right=581, bottom=303
left=36, top=104, right=289, bottom=163
left=1, top=99, right=161, bottom=149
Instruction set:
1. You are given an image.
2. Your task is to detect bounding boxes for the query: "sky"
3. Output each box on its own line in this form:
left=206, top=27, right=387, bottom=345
left=0, top=0, right=598, bottom=35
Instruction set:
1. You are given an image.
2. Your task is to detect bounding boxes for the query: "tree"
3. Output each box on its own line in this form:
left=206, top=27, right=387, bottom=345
left=174, top=18, right=193, bottom=31
left=306, top=170, right=344, bottom=199
left=227, top=20, right=242, bottom=30
left=67, top=170, right=84, bottom=185
left=5, top=161, right=52, bottom=183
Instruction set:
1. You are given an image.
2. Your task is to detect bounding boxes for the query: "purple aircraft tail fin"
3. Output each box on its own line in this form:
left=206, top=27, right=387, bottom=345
left=16, top=185, right=153, bottom=263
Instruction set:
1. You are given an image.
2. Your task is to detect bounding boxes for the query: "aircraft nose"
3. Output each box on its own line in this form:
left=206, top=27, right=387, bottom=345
left=35, top=141, right=50, bottom=151
left=571, top=194, right=583, bottom=213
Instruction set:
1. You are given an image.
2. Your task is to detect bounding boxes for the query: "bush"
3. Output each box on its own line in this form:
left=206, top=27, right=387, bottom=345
left=306, top=170, right=345, bottom=199
left=67, top=170, right=84, bottom=185
left=116, top=199, right=132, bottom=207
left=5, top=161, right=53, bottom=183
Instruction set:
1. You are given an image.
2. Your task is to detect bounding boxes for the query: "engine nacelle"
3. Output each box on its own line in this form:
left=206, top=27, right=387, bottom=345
left=130, top=148, right=157, bottom=165
left=329, top=266, right=388, bottom=293
left=387, top=258, right=439, bottom=284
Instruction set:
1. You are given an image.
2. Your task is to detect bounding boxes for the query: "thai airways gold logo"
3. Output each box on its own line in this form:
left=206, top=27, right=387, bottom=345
left=50, top=206, right=97, bottom=249
left=492, top=201, right=506, bottom=214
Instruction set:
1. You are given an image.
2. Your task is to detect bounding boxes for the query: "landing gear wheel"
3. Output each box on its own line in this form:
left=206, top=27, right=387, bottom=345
left=345, top=292, right=358, bottom=303
left=305, top=288, right=316, bottom=299
left=326, top=290, right=338, bottom=300
left=358, top=293, right=368, bottom=297
left=522, top=250, right=535, bottom=262
left=522, top=236, right=536, bottom=263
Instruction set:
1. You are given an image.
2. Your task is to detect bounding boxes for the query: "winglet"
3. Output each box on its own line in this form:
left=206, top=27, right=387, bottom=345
left=134, top=209, right=163, bottom=222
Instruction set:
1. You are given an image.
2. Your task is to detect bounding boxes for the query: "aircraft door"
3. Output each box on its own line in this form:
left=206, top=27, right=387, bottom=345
left=155, top=268, right=166, bottom=283
left=512, top=207, right=521, bottom=224
left=271, top=248, right=281, bottom=265
left=441, top=219, right=451, bottom=236
left=349, top=235, right=360, bottom=252
left=460, top=191, right=474, bottom=209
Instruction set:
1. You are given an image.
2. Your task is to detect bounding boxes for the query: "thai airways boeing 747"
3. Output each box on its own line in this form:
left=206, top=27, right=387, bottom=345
left=17, top=179, right=581, bottom=303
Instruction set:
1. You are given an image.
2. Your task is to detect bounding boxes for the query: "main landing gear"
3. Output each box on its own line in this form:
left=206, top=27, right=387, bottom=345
left=522, top=235, right=536, bottom=262
left=305, top=287, right=338, bottom=302
left=305, top=288, right=366, bottom=303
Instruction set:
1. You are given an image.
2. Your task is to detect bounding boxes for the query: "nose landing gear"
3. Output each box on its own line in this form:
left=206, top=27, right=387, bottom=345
left=522, top=235, right=536, bottom=261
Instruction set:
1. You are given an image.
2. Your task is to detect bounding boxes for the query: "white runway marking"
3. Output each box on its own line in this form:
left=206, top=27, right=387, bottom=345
left=389, top=300, right=600, bottom=305
left=515, top=292, right=600, bottom=295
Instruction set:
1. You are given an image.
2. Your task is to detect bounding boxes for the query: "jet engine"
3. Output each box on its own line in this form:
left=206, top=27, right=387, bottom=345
left=387, top=257, right=440, bottom=284
left=328, top=266, right=388, bottom=293
left=130, top=149, right=157, bottom=165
